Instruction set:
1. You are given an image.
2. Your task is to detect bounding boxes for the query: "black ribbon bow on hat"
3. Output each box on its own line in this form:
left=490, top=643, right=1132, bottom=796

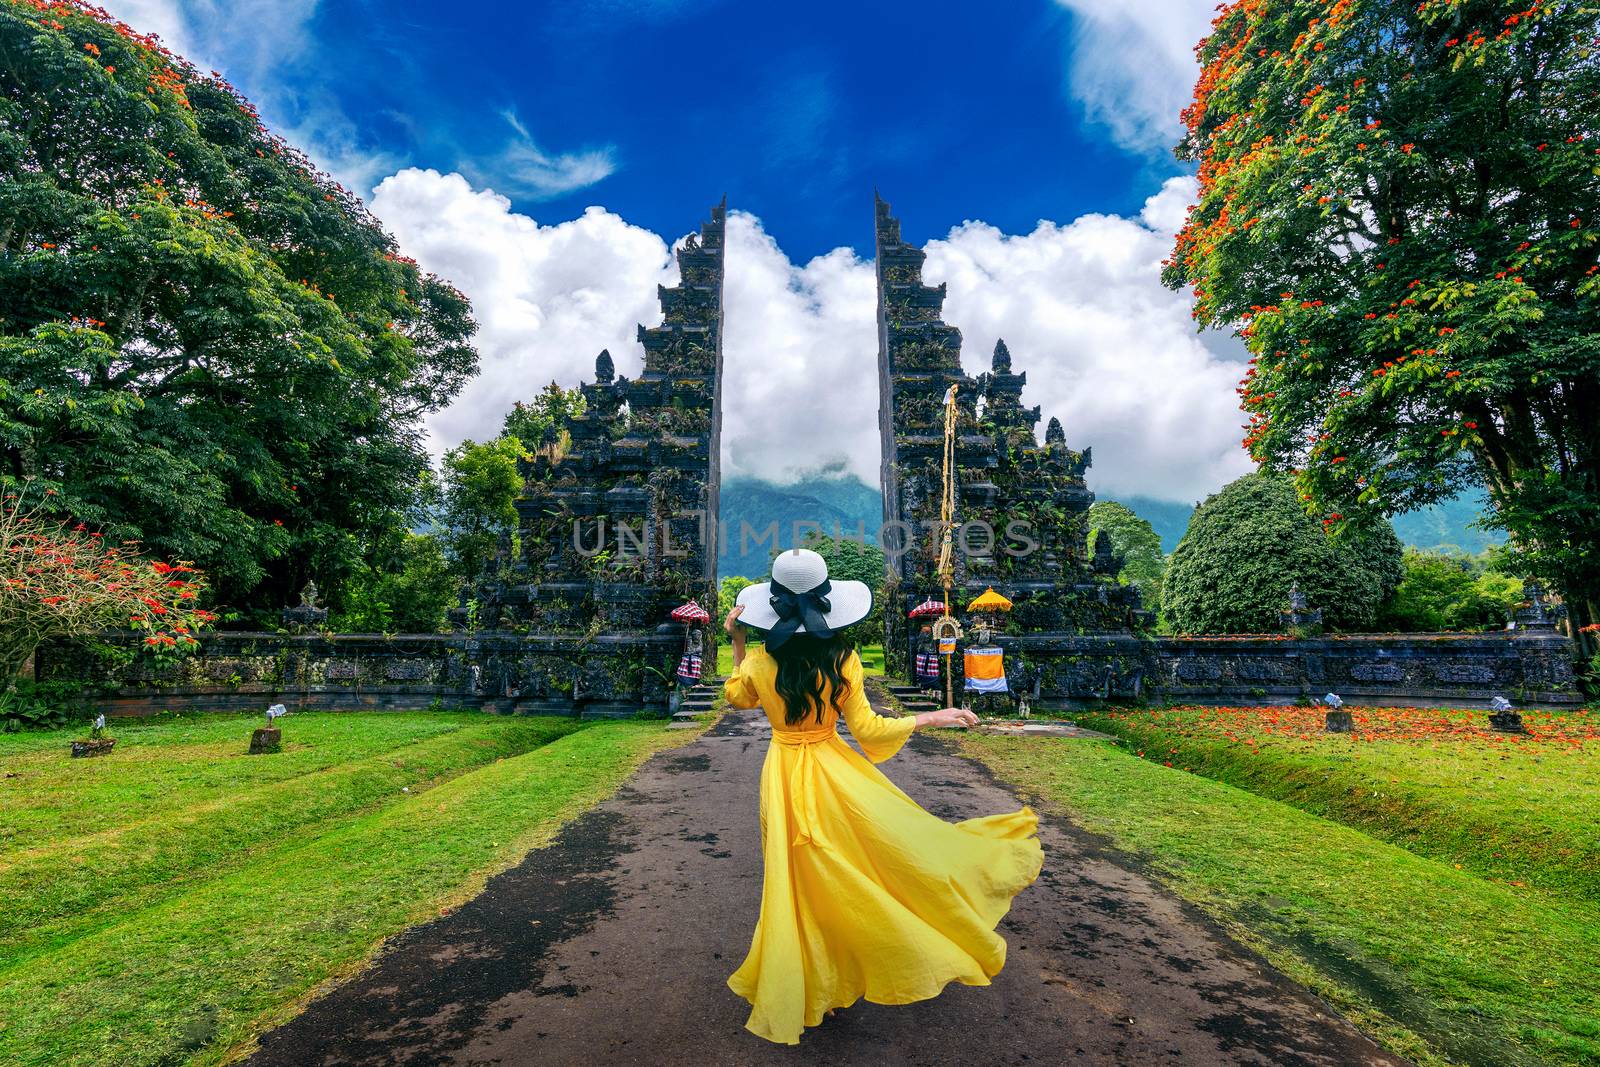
left=766, top=579, right=834, bottom=649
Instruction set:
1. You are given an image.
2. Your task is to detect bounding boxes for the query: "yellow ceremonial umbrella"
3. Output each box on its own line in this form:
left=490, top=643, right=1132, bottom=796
left=967, top=587, right=1013, bottom=614
left=963, top=587, right=1012, bottom=706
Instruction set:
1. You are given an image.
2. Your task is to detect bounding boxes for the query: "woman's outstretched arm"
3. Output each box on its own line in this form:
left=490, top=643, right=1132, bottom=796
left=915, top=706, right=980, bottom=729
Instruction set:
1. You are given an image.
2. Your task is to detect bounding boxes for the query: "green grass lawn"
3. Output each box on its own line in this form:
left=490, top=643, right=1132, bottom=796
left=716, top=638, right=739, bottom=676
left=1076, top=705, right=1600, bottom=900
left=0, top=710, right=703, bottom=1067
left=960, top=719, right=1600, bottom=1067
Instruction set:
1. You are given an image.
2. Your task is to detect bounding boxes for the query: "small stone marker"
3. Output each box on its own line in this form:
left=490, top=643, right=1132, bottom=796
left=1322, top=693, right=1354, bottom=733
left=250, top=703, right=288, bottom=754
left=249, top=727, right=282, bottom=754
left=1487, top=695, right=1527, bottom=734
left=72, top=714, right=115, bottom=757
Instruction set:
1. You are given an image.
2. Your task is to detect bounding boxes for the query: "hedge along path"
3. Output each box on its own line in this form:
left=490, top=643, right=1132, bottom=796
left=0, top=719, right=703, bottom=1067
left=0, top=712, right=483, bottom=852
left=0, top=717, right=585, bottom=966
left=960, top=734, right=1600, bottom=1067
left=1077, top=706, right=1600, bottom=901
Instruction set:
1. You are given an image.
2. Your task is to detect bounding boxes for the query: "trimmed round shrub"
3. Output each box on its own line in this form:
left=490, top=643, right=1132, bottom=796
left=1162, top=472, right=1404, bottom=633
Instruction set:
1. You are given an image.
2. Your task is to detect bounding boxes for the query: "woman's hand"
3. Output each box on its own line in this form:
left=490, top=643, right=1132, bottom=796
left=915, top=707, right=979, bottom=729
left=723, top=605, right=745, bottom=635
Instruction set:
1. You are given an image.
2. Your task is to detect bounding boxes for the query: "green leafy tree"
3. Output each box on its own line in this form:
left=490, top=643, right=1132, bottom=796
left=799, top=531, right=887, bottom=586
left=718, top=575, right=754, bottom=621
left=0, top=2, right=477, bottom=614
left=439, top=436, right=524, bottom=581
left=1166, top=0, right=1600, bottom=646
left=799, top=531, right=887, bottom=645
left=503, top=381, right=586, bottom=465
left=1087, top=500, right=1167, bottom=608
left=330, top=532, right=455, bottom=634
left=1163, top=472, right=1404, bottom=633
left=1377, top=549, right=1524, bottom=632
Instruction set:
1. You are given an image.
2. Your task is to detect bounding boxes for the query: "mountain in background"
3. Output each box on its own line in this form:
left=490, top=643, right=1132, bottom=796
left=1115, top=496, right=1199, bottom=553
left=1385, top=491, right=1501, bottom=554
left=719, top=473, right=884, bottom=578
left=1121, top=490, right=1500, bottom=554
left=717, top=474, right=1501, bottom=578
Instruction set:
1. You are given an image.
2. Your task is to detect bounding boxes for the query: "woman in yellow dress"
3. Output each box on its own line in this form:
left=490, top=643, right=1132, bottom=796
left=722, top=548, right=1044, bottom=1045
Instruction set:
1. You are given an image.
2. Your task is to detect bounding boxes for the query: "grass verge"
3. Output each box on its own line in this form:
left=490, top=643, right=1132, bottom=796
left=959, top=733, right=1600, bottom=1067
left=1076, top=705, right=1600, bottom=900
left=0, top=717, right=702, bottom=1067
left=0, top=711, right=479, bottom=852
left=0, top=715, right=582, bottom=964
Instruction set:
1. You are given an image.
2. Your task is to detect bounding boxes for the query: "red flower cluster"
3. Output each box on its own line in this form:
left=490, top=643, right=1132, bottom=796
left=0, top=490, right=215, bottom=675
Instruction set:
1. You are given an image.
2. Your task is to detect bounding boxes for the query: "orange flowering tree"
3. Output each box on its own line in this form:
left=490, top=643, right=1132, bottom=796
left=1165, top=0, right=1600, bottom=646
left=0, top=489, right=215, bottom=681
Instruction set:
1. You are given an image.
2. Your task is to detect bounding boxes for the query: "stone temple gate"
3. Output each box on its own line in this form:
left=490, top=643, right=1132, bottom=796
left=487, top=199, right=728, bottom=637
left=47, top=196, right=1580, bottom=715
left=872, top=193, right=1146, bottom=682
left=498, top=193, right=1146, bottom=679
left=453, top=191, right=1156, bottom=703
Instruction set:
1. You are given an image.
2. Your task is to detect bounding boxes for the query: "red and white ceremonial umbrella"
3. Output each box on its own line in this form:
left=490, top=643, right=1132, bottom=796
left=669, top=599, right=711, bottom=660
left=907, top=597, right=946, bottom=619
left=669, top=600, right=711, bottom=625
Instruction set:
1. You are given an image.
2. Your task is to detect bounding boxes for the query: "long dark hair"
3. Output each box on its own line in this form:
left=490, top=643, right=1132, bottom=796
left=768, top=631, right=855, bottom=725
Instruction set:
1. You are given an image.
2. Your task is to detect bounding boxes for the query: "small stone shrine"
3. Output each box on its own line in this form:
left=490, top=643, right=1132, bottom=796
left=281, top=581, right=328, bottom=633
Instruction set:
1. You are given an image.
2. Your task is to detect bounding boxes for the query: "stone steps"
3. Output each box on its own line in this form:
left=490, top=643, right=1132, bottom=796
left=670, top=677, right=725, bottom=722
left=882, top=680, right=941, bottom=714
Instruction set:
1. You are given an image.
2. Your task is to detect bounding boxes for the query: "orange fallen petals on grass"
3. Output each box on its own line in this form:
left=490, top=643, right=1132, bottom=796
left=1124, top=705, right=1600, bottom=749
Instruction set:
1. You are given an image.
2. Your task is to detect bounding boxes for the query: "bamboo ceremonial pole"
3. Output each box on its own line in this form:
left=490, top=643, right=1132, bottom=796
left=937, top=384, right=958, bottom=709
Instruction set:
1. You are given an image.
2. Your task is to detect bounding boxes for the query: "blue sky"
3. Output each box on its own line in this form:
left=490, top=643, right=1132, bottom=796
left=296, top=0, right=1159, bottom=260
left=106, top=0, right=1249, bottom=503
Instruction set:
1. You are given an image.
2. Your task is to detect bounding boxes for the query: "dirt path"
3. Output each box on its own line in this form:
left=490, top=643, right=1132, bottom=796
left=244, top=700, right=1406, bottom=1067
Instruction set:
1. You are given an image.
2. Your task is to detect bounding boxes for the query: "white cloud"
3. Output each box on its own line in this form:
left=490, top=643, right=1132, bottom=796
left=458, top=112, right=617, bottom=201
left=97, top=1, right=609, bottom=202
left=718, top=214, right=878, bottom=484
left=922, top=175, right=1251, bottom=502
left=1053, top=0, right=1212, bottom=155
left=376, top=168, right=1245, bottom=504
left=370, top=170, right=880, bottom=478
left=369, top=169, right=674, bottom=448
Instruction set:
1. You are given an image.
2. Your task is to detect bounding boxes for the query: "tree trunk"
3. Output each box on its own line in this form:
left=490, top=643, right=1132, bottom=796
left=0, top=640, right=38, bottom=689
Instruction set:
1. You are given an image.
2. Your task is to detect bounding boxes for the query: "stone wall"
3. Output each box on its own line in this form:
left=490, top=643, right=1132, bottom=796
left=980, top=629, right=1581, bottom=709
left=37, top=630, right=681, bottom=718
left=49, top=623, right=1579, bottom=720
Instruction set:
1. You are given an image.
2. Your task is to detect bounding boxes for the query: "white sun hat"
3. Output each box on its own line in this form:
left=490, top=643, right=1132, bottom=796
left=734, top=548, right=874, bottom=647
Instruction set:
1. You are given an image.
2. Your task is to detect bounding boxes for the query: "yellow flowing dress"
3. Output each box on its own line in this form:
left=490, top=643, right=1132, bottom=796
left=723, top=646, right=1044, bottom=1045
